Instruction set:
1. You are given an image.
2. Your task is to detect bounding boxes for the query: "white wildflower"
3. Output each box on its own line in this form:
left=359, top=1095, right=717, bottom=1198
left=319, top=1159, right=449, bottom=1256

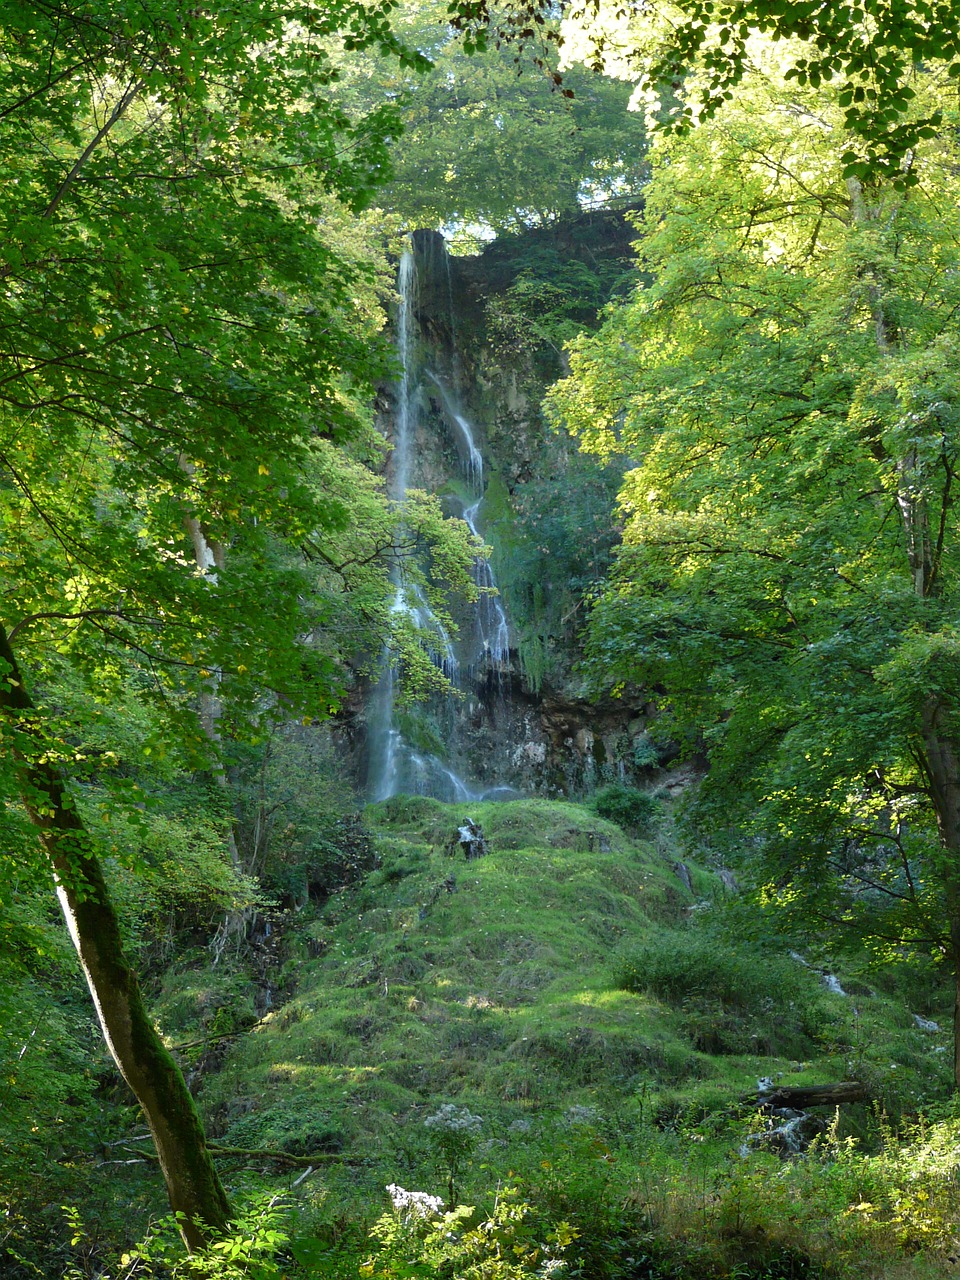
left=386, top=1184, right=444, bottom=1218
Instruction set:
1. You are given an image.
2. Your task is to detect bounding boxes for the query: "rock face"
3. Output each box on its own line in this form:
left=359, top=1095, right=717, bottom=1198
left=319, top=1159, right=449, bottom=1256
left=353, top=212, right=663, bottom=801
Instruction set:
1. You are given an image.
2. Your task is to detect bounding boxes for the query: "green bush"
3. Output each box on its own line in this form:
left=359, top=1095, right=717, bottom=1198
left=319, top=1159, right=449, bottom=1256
left=614, top=931, right=821, bottom=1057
left=360, top=1185, right=577, bottom=1280
left=592, top=783, right=662, bottom=833
left=615, top=932, right=810, bottom=1014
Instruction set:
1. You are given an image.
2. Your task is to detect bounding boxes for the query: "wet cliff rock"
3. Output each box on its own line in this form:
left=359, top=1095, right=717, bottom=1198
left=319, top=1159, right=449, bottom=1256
left=353, top=210, right=666, bottom=801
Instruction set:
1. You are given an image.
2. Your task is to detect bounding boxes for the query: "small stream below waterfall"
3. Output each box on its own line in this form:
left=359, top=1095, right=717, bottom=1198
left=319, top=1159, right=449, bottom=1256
left=366, top=243, right=516, bottom=804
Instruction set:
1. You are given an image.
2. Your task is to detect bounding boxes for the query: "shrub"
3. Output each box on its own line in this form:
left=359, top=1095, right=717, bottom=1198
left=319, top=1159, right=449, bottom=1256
left=360, top=1184, right=577, bottom=1280
left=423, top=1104, right=483, bottom=1207
left=614, top=931, right=821, bottom=1057
left=615, top=932, right=809, bottom=1014
left=592, top=784, right=662, bottom=833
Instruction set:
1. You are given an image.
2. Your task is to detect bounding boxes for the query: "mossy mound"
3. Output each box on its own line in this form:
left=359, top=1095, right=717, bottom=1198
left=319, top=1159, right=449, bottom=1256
left=193, top=799, right=950, bottom=1172
left=112, top=795, right=953, bottom=1280
left=200, top=800, right=693, bottom=1150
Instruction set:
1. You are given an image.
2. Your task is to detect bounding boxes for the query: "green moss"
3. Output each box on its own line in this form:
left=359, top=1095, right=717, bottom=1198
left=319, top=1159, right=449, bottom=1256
left=201, top=799, right=855, bottom=1160
left=161, top=793, right=955, bottom=1280
left=394, top=709, right=447, bottom=759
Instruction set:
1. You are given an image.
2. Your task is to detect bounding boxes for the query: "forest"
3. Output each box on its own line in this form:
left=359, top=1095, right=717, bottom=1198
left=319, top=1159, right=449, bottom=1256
left=4, top=1, right=960, bottom=1277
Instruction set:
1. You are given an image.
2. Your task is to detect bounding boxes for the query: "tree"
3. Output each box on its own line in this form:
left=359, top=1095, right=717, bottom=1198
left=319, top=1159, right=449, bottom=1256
left=449, top=0, right=960, bottom=181
left=0, top=0, right=472, bottom=1249
left=549, top=45, right=960, bottom=1083
left=0, top=627, right=235, bottom=1248
left=327, top=0, right=648, bottom=236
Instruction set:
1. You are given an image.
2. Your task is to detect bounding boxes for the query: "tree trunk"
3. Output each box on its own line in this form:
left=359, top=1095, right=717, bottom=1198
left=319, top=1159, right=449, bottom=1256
left=0, top=623, right=231, bottom=1251
left=919, top=699, right=960, bottom=1089
left=179, top=457, right=243, bottom=885
left=756, top=1082, right=868, bottom=1109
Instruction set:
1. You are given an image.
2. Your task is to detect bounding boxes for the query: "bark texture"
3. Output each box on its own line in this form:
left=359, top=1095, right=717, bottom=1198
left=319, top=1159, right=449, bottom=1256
left=757, top=1082, right=868, bottom=1109
left=0, top=622, right=231, bottom=1251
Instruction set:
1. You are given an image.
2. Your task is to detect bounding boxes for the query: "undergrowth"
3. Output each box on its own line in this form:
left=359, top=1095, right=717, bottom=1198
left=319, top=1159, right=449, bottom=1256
left=9, top=795, right=956, bottom=1279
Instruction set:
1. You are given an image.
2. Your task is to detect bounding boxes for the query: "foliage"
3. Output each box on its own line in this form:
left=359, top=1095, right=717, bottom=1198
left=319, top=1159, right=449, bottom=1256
left=60, top=1194, right=292, bottom=1280
left=549, top=45, right=960, bottom=1065
left=232, top=727, right=379, bottom=905
left=0, top=0, right=483, bottom=1254
left=0, top=915, right=104, bottom=1257
left=10, top=794, right=956, bottom=1276
left=486, top=249, right=636, bottom=358
left=592, top=783, right=662, bottom=833
left=361, top=1183, right=577, bottom=1280
left=486, top=452, right=624, bottom=690
left=0, top=0, right=478, bottom=856
left=449, top=0, right=960, bottom=182
left=423, top=1102, right=483, bottom=1205
left=328, top=0, right=648, bottom=235
left=615, top=928, right=824, bottom=1057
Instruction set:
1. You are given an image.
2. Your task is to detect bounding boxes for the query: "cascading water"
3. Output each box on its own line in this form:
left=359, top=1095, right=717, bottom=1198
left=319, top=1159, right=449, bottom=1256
left=353, top=219, right=657, bottom=805
left=368, top=244, right=514, bottom=803
left=427, top=369, right=510, bottom=671
left=368, top=251, right=456, bottom=802
left=463, top=498, right=510, bottom=668
left=426, top=371, right=483, bottom=492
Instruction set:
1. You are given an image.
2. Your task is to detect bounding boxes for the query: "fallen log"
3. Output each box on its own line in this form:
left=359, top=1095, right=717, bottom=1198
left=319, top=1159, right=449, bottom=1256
left=93, top=1142, right=353, bottom=1168
left=758, top=1082, right=867, bottom=1109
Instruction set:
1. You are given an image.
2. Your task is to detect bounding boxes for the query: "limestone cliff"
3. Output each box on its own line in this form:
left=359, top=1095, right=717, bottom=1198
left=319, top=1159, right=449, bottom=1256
left=356, top=210, right=664, bottom=799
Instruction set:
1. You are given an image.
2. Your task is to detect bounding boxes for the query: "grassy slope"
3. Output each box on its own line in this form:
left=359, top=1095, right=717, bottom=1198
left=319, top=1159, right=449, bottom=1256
left=156, top=794, right=960, bottom=1278
left=200, top=796, right=699, bottom=1150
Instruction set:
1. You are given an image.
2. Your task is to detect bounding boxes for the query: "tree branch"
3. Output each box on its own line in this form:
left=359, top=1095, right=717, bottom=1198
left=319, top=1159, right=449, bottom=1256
left=8, top=608, right=142, bottom=642
left=42, top=77, right=145, bottom=220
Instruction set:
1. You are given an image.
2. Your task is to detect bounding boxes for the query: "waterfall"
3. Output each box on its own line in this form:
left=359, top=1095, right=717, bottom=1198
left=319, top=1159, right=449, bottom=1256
left=392, top=250, right=416, bottom=503
left=463, top=499, right=510, bottom=668
left=427, top=370, right=509, bottom=671
left=367, top=249, right=472, bottom=803
left=366, top=239, right=516, bottom=804
left=426, top=371, right=483, bottom=492
left=369, top=250, right=456, bottom=801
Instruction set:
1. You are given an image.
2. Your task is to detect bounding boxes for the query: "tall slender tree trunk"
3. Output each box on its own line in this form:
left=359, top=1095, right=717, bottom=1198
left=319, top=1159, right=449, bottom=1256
left=0, top=622, right=231, bottom=1251
left=180, top=472, right=259, bottom=963
left=179, top=457, right=243, bottom=881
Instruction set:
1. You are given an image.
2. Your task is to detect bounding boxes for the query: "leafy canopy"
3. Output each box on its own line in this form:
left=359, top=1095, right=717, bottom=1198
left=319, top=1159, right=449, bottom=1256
left=0, top=0, right=479, bottom=879
left=449, top=0, right=960, bottom=181
left=326, top=0, right=648, bottom=237
left=550, top=46, right=960, bottom=959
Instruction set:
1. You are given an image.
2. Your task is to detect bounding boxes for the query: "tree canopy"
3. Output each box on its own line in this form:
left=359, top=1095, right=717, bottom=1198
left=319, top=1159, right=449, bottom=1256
left=450, top=0, right=960, bottom=180
left=550, top=43, right=960, bottom=1076
left=0, top=0, right=478, bottom=1244
left=327, top=0, right=648, bottom=236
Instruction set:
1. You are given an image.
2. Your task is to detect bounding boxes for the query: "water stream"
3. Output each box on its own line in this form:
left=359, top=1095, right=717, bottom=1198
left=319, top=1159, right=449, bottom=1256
left=463, top=498, right=510, bottom=668
left=426, top=371, right=483, bottom=492
left=427, top=370, right=509, bottom=668
left=366, top=243, right=514, bottom=803
left=368, top=250, right=458, bottom=802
